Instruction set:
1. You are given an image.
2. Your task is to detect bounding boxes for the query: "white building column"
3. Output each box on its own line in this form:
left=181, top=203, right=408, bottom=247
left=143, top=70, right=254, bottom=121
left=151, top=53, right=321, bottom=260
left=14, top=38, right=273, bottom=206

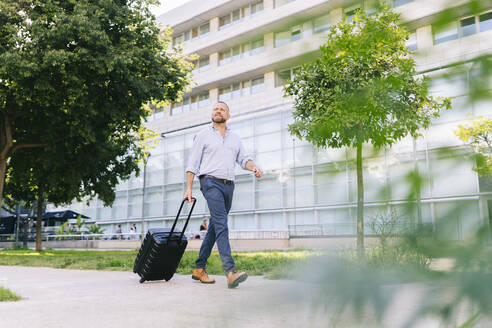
left=264, top=32, right=274, bottom=51
left=209, top=88, right=219, bottom=104
left=330, top=7, right=343, bottom=24
left=416, top=25, right=433, bottom=49
left=264, top=0, right=275, bottom=12
left=264, top=71, right=275, bottom=90
left=210, top=52, right=219, bottom=68
left=210, top=17, right=219, bottom=34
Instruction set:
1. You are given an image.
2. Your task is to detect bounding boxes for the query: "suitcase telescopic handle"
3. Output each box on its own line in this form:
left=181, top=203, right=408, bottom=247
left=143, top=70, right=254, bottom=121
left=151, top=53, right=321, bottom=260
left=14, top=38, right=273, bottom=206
left=169, top=197, right=197, bottom=242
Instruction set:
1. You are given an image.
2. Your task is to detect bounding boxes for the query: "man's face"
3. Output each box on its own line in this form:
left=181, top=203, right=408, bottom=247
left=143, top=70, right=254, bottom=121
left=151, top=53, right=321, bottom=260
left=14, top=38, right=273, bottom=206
left=211, top=103, right=230, bottom=123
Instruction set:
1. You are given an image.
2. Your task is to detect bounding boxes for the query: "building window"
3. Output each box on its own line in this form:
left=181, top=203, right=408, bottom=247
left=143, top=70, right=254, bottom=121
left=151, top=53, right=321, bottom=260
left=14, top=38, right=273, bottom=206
left=460, top=16, right=477, bottom=37
left=192, top=55, right=210, bottom=73
left=314, top=14, right=331, bottom=34
left=218, top=76, right=265, bottom=101
left=251, top=1, right=264, bottom=15
left=276, top=66, right=301, bottom=87
left=250, top=38, right=264, bottom=55
left=290, top=26, right=302, bottom=41
left=173, top=22, right=210, bottom=47
left=171, top=92, right=210, bottom=116
left=392, top=0, right=413, bottom=7
left=406, top=32, right=417, bottom=51
left=433, top=22, right=458, bottom=44
left=219, top=39, right=264, bottom=66
left=274, top=14, right=333, bottom=48
left=275, top=31, right=290, bottom=48
left=219, top=1, right=264, bottom=30
left=251, top=77, right=265, bottom=94
left=479, top=11, right=492, bottom=32
left=275, top=0, right=295, bottom=8
left=433, top=12, right=492, bottom=45
left=199, top=23, right=210, bottom=36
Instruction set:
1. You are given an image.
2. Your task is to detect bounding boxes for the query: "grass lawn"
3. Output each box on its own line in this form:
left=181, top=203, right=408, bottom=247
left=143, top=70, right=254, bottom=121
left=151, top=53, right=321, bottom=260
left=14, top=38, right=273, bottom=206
left=0, top=287, right=21, bottom=302
left=0, top=248, right=317, bottom=278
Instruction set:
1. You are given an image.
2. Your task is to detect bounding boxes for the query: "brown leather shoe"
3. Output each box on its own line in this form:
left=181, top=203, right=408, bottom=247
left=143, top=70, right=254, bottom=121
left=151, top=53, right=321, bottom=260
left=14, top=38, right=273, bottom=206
left=192, top=268, right=215, bottom=284
left=226, top=269, right=248, bottom=289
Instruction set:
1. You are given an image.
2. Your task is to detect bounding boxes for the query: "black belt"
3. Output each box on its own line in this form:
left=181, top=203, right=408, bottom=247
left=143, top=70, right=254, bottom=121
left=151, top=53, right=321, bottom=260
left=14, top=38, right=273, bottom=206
left=200, top=175, right=234, bottom=185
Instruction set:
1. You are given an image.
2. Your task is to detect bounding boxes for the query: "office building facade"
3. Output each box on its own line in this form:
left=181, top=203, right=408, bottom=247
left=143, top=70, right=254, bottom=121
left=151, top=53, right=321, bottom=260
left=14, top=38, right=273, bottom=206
left=67, top=0, right=492, bottom=239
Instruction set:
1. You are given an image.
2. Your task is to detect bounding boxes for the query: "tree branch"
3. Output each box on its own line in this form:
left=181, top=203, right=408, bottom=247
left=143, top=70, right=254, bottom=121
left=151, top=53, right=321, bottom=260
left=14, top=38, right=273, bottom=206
left=0, top=115, right=13, bottom=159
left=11, top=143, right=46, bottom=154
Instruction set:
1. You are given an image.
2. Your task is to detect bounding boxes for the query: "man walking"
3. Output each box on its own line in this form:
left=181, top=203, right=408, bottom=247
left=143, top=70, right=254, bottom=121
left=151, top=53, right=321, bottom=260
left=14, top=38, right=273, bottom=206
left=184, top=101, right=262, bottom=288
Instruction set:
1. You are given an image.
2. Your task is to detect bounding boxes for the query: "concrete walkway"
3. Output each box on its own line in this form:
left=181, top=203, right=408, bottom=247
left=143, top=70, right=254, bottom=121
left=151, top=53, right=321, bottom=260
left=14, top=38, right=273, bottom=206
left=0, top=266, right=333, bottom=328
left=0, top=266, right=486, bottom=328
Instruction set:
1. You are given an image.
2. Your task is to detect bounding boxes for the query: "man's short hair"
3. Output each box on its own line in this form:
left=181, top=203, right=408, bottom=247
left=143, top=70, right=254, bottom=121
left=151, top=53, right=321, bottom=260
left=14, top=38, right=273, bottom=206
left=215, top=101, right=229, bottom=111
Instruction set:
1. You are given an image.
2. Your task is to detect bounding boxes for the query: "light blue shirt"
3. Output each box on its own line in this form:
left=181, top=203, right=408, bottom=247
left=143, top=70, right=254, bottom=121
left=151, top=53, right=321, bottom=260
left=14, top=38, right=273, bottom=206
left=185, top=124, right=253, bottom=181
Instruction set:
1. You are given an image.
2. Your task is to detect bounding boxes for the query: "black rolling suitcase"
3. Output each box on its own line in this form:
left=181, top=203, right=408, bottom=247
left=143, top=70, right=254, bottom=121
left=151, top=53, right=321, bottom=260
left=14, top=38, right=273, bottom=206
left=133, top=197, right=196, bottom=283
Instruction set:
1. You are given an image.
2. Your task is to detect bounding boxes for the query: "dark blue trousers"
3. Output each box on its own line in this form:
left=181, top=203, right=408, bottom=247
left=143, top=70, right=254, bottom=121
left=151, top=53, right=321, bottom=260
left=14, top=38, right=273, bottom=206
left=195, top=177, right=235, bottom=274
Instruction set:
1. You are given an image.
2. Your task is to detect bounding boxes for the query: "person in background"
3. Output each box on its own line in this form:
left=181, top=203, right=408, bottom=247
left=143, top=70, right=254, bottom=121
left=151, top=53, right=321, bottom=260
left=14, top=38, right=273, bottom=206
left=200, top=219, right=208, bottom=232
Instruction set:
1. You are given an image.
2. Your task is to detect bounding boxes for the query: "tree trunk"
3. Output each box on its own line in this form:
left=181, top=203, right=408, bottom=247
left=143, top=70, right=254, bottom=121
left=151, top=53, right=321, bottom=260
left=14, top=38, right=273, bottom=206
left=0, top=157, right=6, bottom=213
left=36, top=194, right=43, bottom=251
left=356, top=143, right=365, bottom=258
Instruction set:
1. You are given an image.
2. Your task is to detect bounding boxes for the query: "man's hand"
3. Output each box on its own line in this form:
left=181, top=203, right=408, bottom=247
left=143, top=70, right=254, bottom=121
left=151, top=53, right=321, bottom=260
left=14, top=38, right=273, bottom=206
left=253, top=167, right=262, bottom=178
left=184, top=189, right=193, bottom=202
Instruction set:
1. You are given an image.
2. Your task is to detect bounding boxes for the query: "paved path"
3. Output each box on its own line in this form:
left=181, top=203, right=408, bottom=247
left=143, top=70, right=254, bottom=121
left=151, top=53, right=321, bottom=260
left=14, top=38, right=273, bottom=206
left=0, top=266, right=487, bottom=328
left=0, top=266, right=332, bottom=328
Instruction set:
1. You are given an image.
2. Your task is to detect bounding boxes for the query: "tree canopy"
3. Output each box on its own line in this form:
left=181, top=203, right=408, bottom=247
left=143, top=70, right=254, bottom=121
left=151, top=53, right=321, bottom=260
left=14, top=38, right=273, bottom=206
left=455, top=116, right=492, bottom=176
left=0, top=0, right=191, bottom=210
left=284, top=5, right=451, bottom=255
left=285, top=7, right=450, bottom=149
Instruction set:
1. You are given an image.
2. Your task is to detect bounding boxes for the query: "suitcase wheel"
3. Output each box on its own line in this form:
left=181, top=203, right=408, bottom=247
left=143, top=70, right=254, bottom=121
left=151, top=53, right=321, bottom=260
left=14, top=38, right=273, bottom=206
left=139, top=278, right=145, bottom=284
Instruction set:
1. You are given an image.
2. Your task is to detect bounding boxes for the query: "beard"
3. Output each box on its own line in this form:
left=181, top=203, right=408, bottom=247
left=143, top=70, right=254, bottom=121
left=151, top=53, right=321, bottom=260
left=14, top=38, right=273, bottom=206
left=212, top=116, right=226, bottom=123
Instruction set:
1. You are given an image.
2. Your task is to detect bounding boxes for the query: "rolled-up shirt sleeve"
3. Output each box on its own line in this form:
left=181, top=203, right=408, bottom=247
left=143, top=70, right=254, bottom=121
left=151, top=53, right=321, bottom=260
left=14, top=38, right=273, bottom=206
left=236, top=140, right=253, bottom=170
left=185, top=134, right=204, bottom=175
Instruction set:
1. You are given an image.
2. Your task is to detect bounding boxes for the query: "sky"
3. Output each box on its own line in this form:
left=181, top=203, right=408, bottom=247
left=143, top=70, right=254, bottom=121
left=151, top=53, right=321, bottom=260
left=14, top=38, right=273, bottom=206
left=150, top=0, right=192, bottom=17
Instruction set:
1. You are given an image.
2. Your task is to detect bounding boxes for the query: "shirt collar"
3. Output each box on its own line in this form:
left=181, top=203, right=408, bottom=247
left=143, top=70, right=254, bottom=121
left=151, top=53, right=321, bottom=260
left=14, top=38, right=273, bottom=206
left=209, top=123, right=230, bottom=131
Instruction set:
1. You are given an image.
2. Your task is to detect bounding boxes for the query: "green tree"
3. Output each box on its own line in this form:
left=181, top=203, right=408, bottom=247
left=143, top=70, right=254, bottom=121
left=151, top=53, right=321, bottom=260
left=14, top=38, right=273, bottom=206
left=455, top=116, right=492, bottom=176
left=0, top=0, right=191, bottom=250
left=285, top=5, right=450, bottom=256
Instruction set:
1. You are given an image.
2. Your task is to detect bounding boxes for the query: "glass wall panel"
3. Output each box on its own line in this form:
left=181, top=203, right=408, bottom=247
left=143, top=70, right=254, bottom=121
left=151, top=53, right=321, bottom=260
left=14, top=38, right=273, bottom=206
left=432, top=95, right=471, bottom=124
left=256, top=114, right=281, bottom=133
left=146, top=155, right=164, bottom=187
left=258, top=212, right=285, bottom=230
left=479, top=11, right=492, bottom=32
left=348, top=157, right=389, bottom=203
left=388, top=153, right=417, bottom=200
left=460, top=16, right=477, bottom=37
left=429, top=151, right=478, bottom=197
left=144, top=187, right=163, bottom=217
left=231, top=176, right=253, bottom=211
left=255, top=132, right=281, bottom=152
left=315, top=163, right=349, bottom=205
left=429, top=72, right=468, bottom=97
left=256, top=175, right=282, bottom=209
left=435, top=200, right=481, bottom=240
left=112, top=192, right=127, bottom=219
left=287, top=210, right=315, bottom=225
left=165, top=167, right=184, bottom=184
left=318, top=208, right=353, bottom=235
left=229, top=120, right=254, bottom=138
left=164, top=185, right=184, bottom=216
left=294, top=145, right=313, bottom=166
left=97, top=205, right=112, bottom=220
left=256, top=150, right=282, bottom=171
left=233, top=214, right=256, bottom=230
left=128, top=190, right=143, bottom=218
left=433, top=22, right=458, bottom=44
